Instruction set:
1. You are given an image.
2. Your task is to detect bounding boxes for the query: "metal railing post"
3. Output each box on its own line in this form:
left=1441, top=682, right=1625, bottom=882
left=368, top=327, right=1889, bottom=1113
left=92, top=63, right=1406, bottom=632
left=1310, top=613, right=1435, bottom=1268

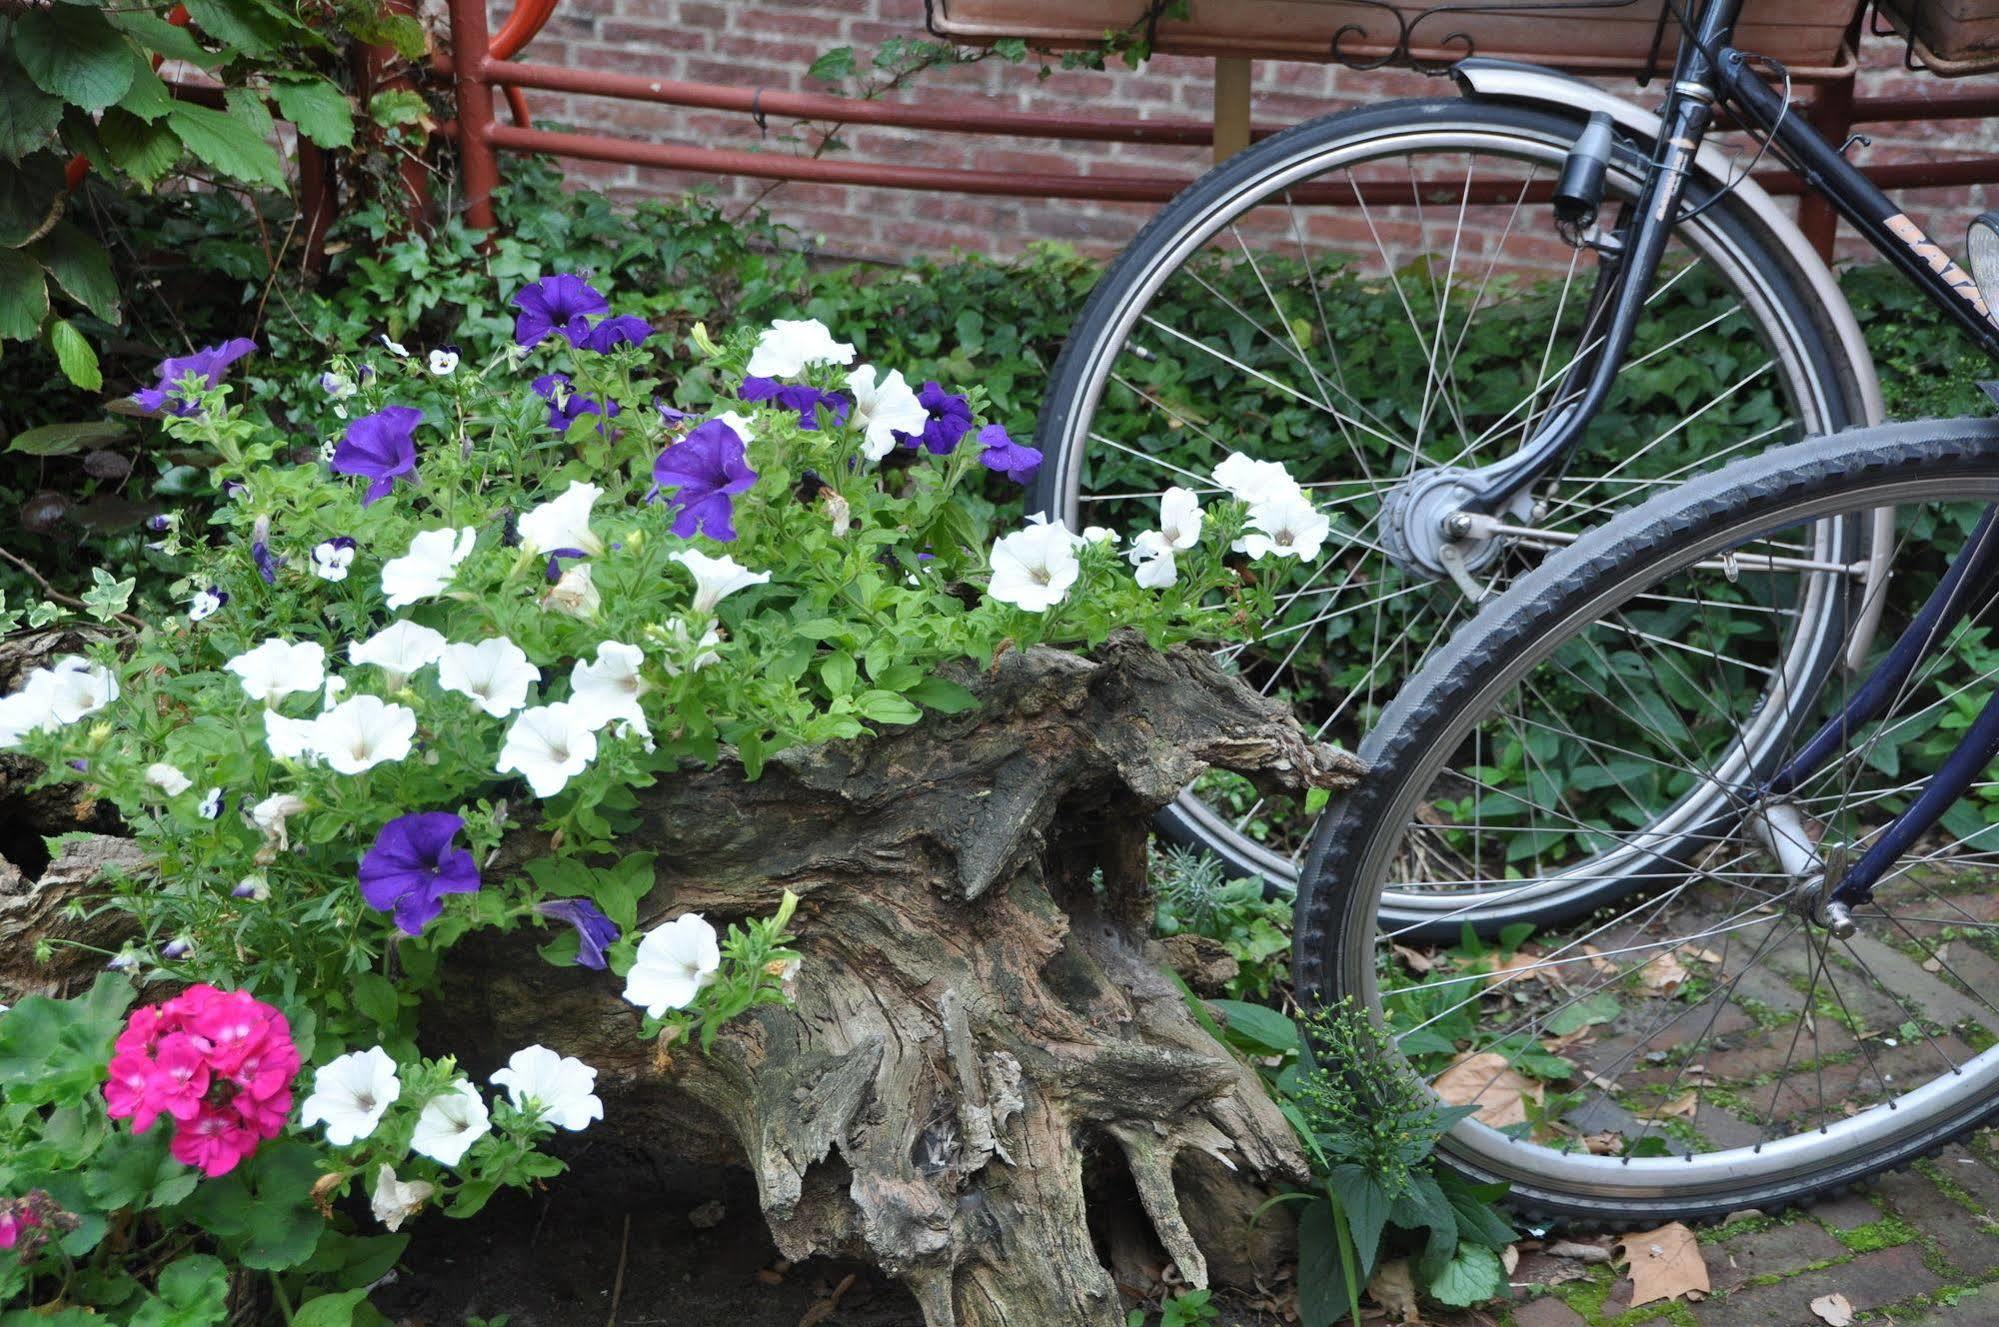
left=450, top=0, right=504, bottom=232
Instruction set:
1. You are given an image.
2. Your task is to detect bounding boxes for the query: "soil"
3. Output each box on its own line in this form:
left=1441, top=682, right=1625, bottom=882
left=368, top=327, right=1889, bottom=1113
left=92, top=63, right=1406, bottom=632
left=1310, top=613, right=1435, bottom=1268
left=374, top=1141, right=923, bottom=1327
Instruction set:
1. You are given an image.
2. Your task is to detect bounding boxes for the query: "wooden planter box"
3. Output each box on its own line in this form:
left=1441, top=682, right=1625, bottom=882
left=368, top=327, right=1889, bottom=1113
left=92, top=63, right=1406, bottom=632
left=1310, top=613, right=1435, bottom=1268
left=1877, top=0, right=1999, bottom=76
left=930, top=0, right=1859, bottom=78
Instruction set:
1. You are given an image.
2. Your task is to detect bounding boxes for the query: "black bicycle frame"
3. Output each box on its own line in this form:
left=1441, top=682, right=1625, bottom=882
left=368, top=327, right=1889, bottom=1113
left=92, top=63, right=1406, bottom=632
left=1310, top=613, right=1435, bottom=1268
left=1462, top=0, right=1999, bottom=909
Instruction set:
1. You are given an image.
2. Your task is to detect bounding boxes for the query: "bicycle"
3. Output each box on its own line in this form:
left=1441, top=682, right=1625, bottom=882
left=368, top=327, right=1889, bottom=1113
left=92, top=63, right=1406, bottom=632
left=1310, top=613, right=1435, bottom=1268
left=1032, top=0, right=1906, bottom=923
left=1292, top=0, right=1999, bottom=1217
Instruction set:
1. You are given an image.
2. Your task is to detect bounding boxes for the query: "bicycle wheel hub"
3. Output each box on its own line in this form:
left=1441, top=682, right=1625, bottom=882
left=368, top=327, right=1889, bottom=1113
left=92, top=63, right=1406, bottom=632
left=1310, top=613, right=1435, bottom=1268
left=1378, top=467, right=1533, bottom=584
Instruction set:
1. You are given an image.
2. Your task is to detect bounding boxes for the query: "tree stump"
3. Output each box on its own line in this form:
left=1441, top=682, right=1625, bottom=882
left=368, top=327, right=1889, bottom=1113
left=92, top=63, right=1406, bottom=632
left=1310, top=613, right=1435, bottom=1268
left=443, top=632, right=1362, bottom=1326
left=0, top=630, right=1363, bottom=1326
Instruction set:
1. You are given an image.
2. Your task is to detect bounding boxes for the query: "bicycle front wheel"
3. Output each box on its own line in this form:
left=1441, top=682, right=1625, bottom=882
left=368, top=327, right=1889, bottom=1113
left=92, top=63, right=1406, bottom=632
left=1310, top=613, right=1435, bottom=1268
left=1034, top=96, right=1865, bottom=906
left=1297, top=419, right=1999, bottom=1225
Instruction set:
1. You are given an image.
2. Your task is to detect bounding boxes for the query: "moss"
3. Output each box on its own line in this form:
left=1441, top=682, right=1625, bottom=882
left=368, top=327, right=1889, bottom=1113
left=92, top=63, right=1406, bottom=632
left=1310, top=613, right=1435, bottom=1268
left=1833, top=1214, right=1917, bottom=1253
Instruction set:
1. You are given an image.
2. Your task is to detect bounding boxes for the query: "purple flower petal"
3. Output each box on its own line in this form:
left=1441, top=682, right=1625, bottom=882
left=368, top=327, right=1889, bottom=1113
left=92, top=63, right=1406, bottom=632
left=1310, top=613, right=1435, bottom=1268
left=738, top=377, right=851, bottom=432
left=331, top=406, right=422, bottom=506
left=894, top=381, right=974, bottom=456
left=533, top=897, right=620, bottom=969
left=132, top=338, right=257, bottom=417
left=357, top=811, right=481, bottom=937
left=531, top=372, right=620, bottom=435
left=976, top=423, right=1041, bottom=485
left=650, top=419, right=758, bottom=542
left=511, top=275, right=610, bottom=348
left=578, top=314, right=653, bottom=353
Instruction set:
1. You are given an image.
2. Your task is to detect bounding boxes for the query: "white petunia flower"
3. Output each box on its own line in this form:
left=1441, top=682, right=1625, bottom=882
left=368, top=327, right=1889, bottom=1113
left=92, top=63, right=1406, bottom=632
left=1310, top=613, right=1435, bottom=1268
left=541, top=562, right=601, bottom=619
left=250, top=792, right=309, bottom=851
left=713, top=409, right=757, bottom=442
left=428, top=347, right=459, bottom=377
left=379, top=333, right=410, bottom=358
left=745, top=318, right=855, bottom=378
left=496, top=702, right=599, bottom=798
left=300, top=1046, right=401, bottom=1146
left=517, top=479, right=607, bottom=557
left=1157, top=486, right=1205, bottom=550
left=986, top=514, right=1083, bottom=613
left=321, top=675, right=347, bottom=710
left=0, top=671, right=58, bottom=749
left=1081, top=526, right=1119, bottom=545
left=225, top=639, right=327, bottom=704
left=1126, top=529, right=1179, bottom=590
left=310, top=539, right=356, bottom=582
left=1236, top=490, right=1331, bottom=562
left=188, top=587, right=227, bottom=622
left=350, top=620, right=448, bottom=686
left=670, top=548, right=770, bottom=617
left=490, top=1044, right=602, bottom=1132
left=659, top=618, right=723, bottom=678
left=437, top=638, right=540, bottom=718
left=410, top=1080, right=492, bottom=1167
left=845, top=364, right=928, bottom=462
left=310, top=695, right=416, bottom=775
left=623, top=913, right=722, bottom=1018
left=145, top=763, right=192, bottom=797
left=370, top=1164, right=433, bottom=1232
left=1213, top=452, right=1305, bottom=508
left=43, top=657, right=119, bottom=724
left=380, top=527, right=478, bottom=610
left=568, top=641, right=647, bottom=732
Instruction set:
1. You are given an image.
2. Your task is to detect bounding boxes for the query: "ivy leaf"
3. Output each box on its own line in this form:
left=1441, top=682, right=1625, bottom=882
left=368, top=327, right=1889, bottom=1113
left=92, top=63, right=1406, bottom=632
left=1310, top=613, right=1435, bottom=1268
left=49, top=319, right=102, bottom=391
left=0, top=54, right=66, bottom=160
left=0, top=248, right=48, bottom=341
left=178, top=0, right=282, bottom=56
left=81, top=567, right=134, bottom=623
left=807, top=46, right=857, bottom=83
left=99, top=107, right=182, bottom=189
left=14, top=7, right=140, bottom=115
left=130, top=1255, right=230, bottom=1327
left=167, top=102, right=284, bottom=188
left=270, top=76, right=355, bottom=149
left=35, top=222, right=119, bottom=320
left=7, top=418, right=126, bottom=456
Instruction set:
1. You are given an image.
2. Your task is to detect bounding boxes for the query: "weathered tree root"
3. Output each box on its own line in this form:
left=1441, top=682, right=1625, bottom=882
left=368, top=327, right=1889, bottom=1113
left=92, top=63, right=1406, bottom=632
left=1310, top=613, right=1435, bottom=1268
left=440, top=632, right=1365, bottom=1327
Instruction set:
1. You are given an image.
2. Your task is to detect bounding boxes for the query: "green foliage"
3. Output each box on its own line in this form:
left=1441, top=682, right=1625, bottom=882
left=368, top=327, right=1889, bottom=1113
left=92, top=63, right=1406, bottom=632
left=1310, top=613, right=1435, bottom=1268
left=1150, top=844, right=1292, bottom=998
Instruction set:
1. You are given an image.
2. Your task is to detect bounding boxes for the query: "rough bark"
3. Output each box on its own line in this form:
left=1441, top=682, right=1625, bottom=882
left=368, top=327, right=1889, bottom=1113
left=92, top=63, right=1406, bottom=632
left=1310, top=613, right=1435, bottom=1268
left=0, top=630, right=1364, bottom=1326
left=441, top=632, right=1362, bottom=1327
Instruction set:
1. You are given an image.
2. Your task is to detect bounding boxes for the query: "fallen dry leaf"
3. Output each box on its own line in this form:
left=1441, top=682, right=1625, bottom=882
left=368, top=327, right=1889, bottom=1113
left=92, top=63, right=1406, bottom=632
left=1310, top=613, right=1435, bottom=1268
left=1616, top=1222, right=1709, bottom=1306
left=1433, top=1052, right=1543, bottom=1128
left=1367, top=1258, right=1420, bottom=1323
left=1485, top=949, right=1548, bottom=990
left=1640, top=951, right=1690, bottom=997
left=1582, top=943, right=1615, bottom=974
left=1811, top=1291, right=1855, bottom=1326
left=1580, top=1131, right=1623, bottom=1155
left=1393, top=943, right=1436, bottom=974
left=1501, top=1244, right=1520, bottom=1276
left=1640, top=1090, right=1700, bottom=1122
left=1922, top=944, right=1949, bottom=975
left=1686, top=945, right=1725, bottom=964
left=1545, top=1238, right=1614, bottom=1263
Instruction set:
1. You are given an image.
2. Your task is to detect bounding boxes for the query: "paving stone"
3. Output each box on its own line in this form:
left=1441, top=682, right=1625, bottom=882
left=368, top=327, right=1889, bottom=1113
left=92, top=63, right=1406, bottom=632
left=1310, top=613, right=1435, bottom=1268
left=1881, top=1286, right=1994, bottom=1324
left=1873, top=1168, right=1952, bottom=1222
left=1510, top=1299, right=1586, bottom=1327
left=1808, top=1191, right=1884, bottom=1231
left=1689, top=1245, right=1939, bottom=1327
left=1932, top=1144, right=1999, bottom=1212
left=1706, top=1220, right=1846, bottom=1293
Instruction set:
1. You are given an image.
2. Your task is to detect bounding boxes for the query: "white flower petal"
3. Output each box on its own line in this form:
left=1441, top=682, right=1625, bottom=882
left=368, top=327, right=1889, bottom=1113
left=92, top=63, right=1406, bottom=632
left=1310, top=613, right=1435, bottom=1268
left=496, top=702, right=598, bottom=798
left=350, top=620, right=448, bottom=681
left=623, top=913, right=722, bottom=1018
left=491, top=1044, right=602, bottom=1132
left=669, top=548, right=769, bottom=617
left=745, top=318, right=855, bottom=378
left=517, top=480, right=606, bottom=557
left=310, top=695, right=416, bottom=775
left=380, top=527, right=478, bottom=610
left=225, top=639, right=327, bottom=704
left=437, top=637, right=540, bottom=717
left=300, top=1046, right=401, bottom=1146
left=410, top=1080, right=492, bottom=1167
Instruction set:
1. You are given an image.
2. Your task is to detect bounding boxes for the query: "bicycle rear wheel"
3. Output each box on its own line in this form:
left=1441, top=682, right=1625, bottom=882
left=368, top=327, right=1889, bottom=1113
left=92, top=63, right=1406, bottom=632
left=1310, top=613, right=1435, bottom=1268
left=1296, top=419, right=1999, bottom=1225
left=1033, top=96, right=1865, bottom=906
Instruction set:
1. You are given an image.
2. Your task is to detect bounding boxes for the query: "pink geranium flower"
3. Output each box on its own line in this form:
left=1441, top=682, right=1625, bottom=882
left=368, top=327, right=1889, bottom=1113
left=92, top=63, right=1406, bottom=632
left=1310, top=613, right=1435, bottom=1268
left=102, top=984, right=301, bottom=1177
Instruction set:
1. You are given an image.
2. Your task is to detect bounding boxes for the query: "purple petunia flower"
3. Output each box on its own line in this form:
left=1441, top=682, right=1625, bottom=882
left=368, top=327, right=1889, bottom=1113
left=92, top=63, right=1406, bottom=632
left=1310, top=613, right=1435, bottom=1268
left=657, top=401, right=690, bottom=426
left=738, top=376, right=851, bottom=432
left=132, top=338, right=258, bottom=416
left=650, top=419, right=759, bottom=542
left=975, top=423, right=1042, bottom=485
left=511, top=274, right=610, bottom=348
left=357, top=811, right=482, bottom=937
left=251, top=539, right=281, bottom=585
left=894, top=381, right=974, bottom=456
left=331, top=406, right=422, bottom=505
left=533, top=897, right=620, bottom=970
left=578, top=314, right=653, bottom=353
left=531, top=373, right=620, bottom=435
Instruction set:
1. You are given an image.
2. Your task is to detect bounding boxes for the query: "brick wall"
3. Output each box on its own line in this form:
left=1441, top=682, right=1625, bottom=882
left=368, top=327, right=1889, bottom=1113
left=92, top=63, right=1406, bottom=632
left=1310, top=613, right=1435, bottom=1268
left=491, top=1, right=1999, bottom=268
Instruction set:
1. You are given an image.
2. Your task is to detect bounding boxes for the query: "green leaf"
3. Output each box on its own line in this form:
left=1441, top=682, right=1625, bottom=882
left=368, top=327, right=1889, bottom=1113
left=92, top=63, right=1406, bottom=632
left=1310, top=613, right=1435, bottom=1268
left=7, top=418, right=125, bottom=455
left=33, top=221, right=119, bottom=320
left=291, top=1290, right=370, bottom=1327
left=807, top=47, right=857, bottom=83
left=0, top=974, right=134, bottom=1105
left=349, top=972, right=401, bottom=1029
left=856, top=690, right=921, bottom=724
left=81, top=567, right=134, bottom=623
left=1438, top=1173, right=1516, bottom=1251
left=1206, top=998, right=1298, bottom=1057
left=1544, top=990, right=1621, bottom=1037
left=908, top=675, right=979, bottom=714
left=270, top=76, right=355, bottom=149
left=368, top=89, right=428, bottom=128
left=0, top=54, right=66, bottom=160
left=14, top=8, right=139, bottom=115
left=180, top=1140, right=325, bottom=1270
left=820, top=651, right=856, bottom=697
left=1426, top=1242, right=1505, bottom=1308
left=107, top=12, right=225, bottom=68
left=167, top=101, right=284, bottom=187
left=131, top=1255, right=230, bottom=1327
left=301, top=1231, right=408, bottom=1290
left=179, top=0, right=281, bottom=55
left=349, top=11, right=426, bottom=59
left=83, top=1130, right=192, bottom=1212
left=48, top=319, right=101, bottom=391
left=100, top=108, right=182, bottom=188
left=1295, top=1198, right=1359, bottom=1327
left=1323, top=1164, right=1390, bottom=1276
left=116, top=65, right=176, bottom=122
left=0, top=152, right=65, bottom=248
left=1390, top=1171, right=1460, bottom=1282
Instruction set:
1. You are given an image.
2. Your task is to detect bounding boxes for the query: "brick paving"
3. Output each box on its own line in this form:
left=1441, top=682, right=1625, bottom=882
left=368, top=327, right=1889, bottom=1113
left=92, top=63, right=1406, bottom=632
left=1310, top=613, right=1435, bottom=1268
left=1427, top=1129, right=1999, bottom=1327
